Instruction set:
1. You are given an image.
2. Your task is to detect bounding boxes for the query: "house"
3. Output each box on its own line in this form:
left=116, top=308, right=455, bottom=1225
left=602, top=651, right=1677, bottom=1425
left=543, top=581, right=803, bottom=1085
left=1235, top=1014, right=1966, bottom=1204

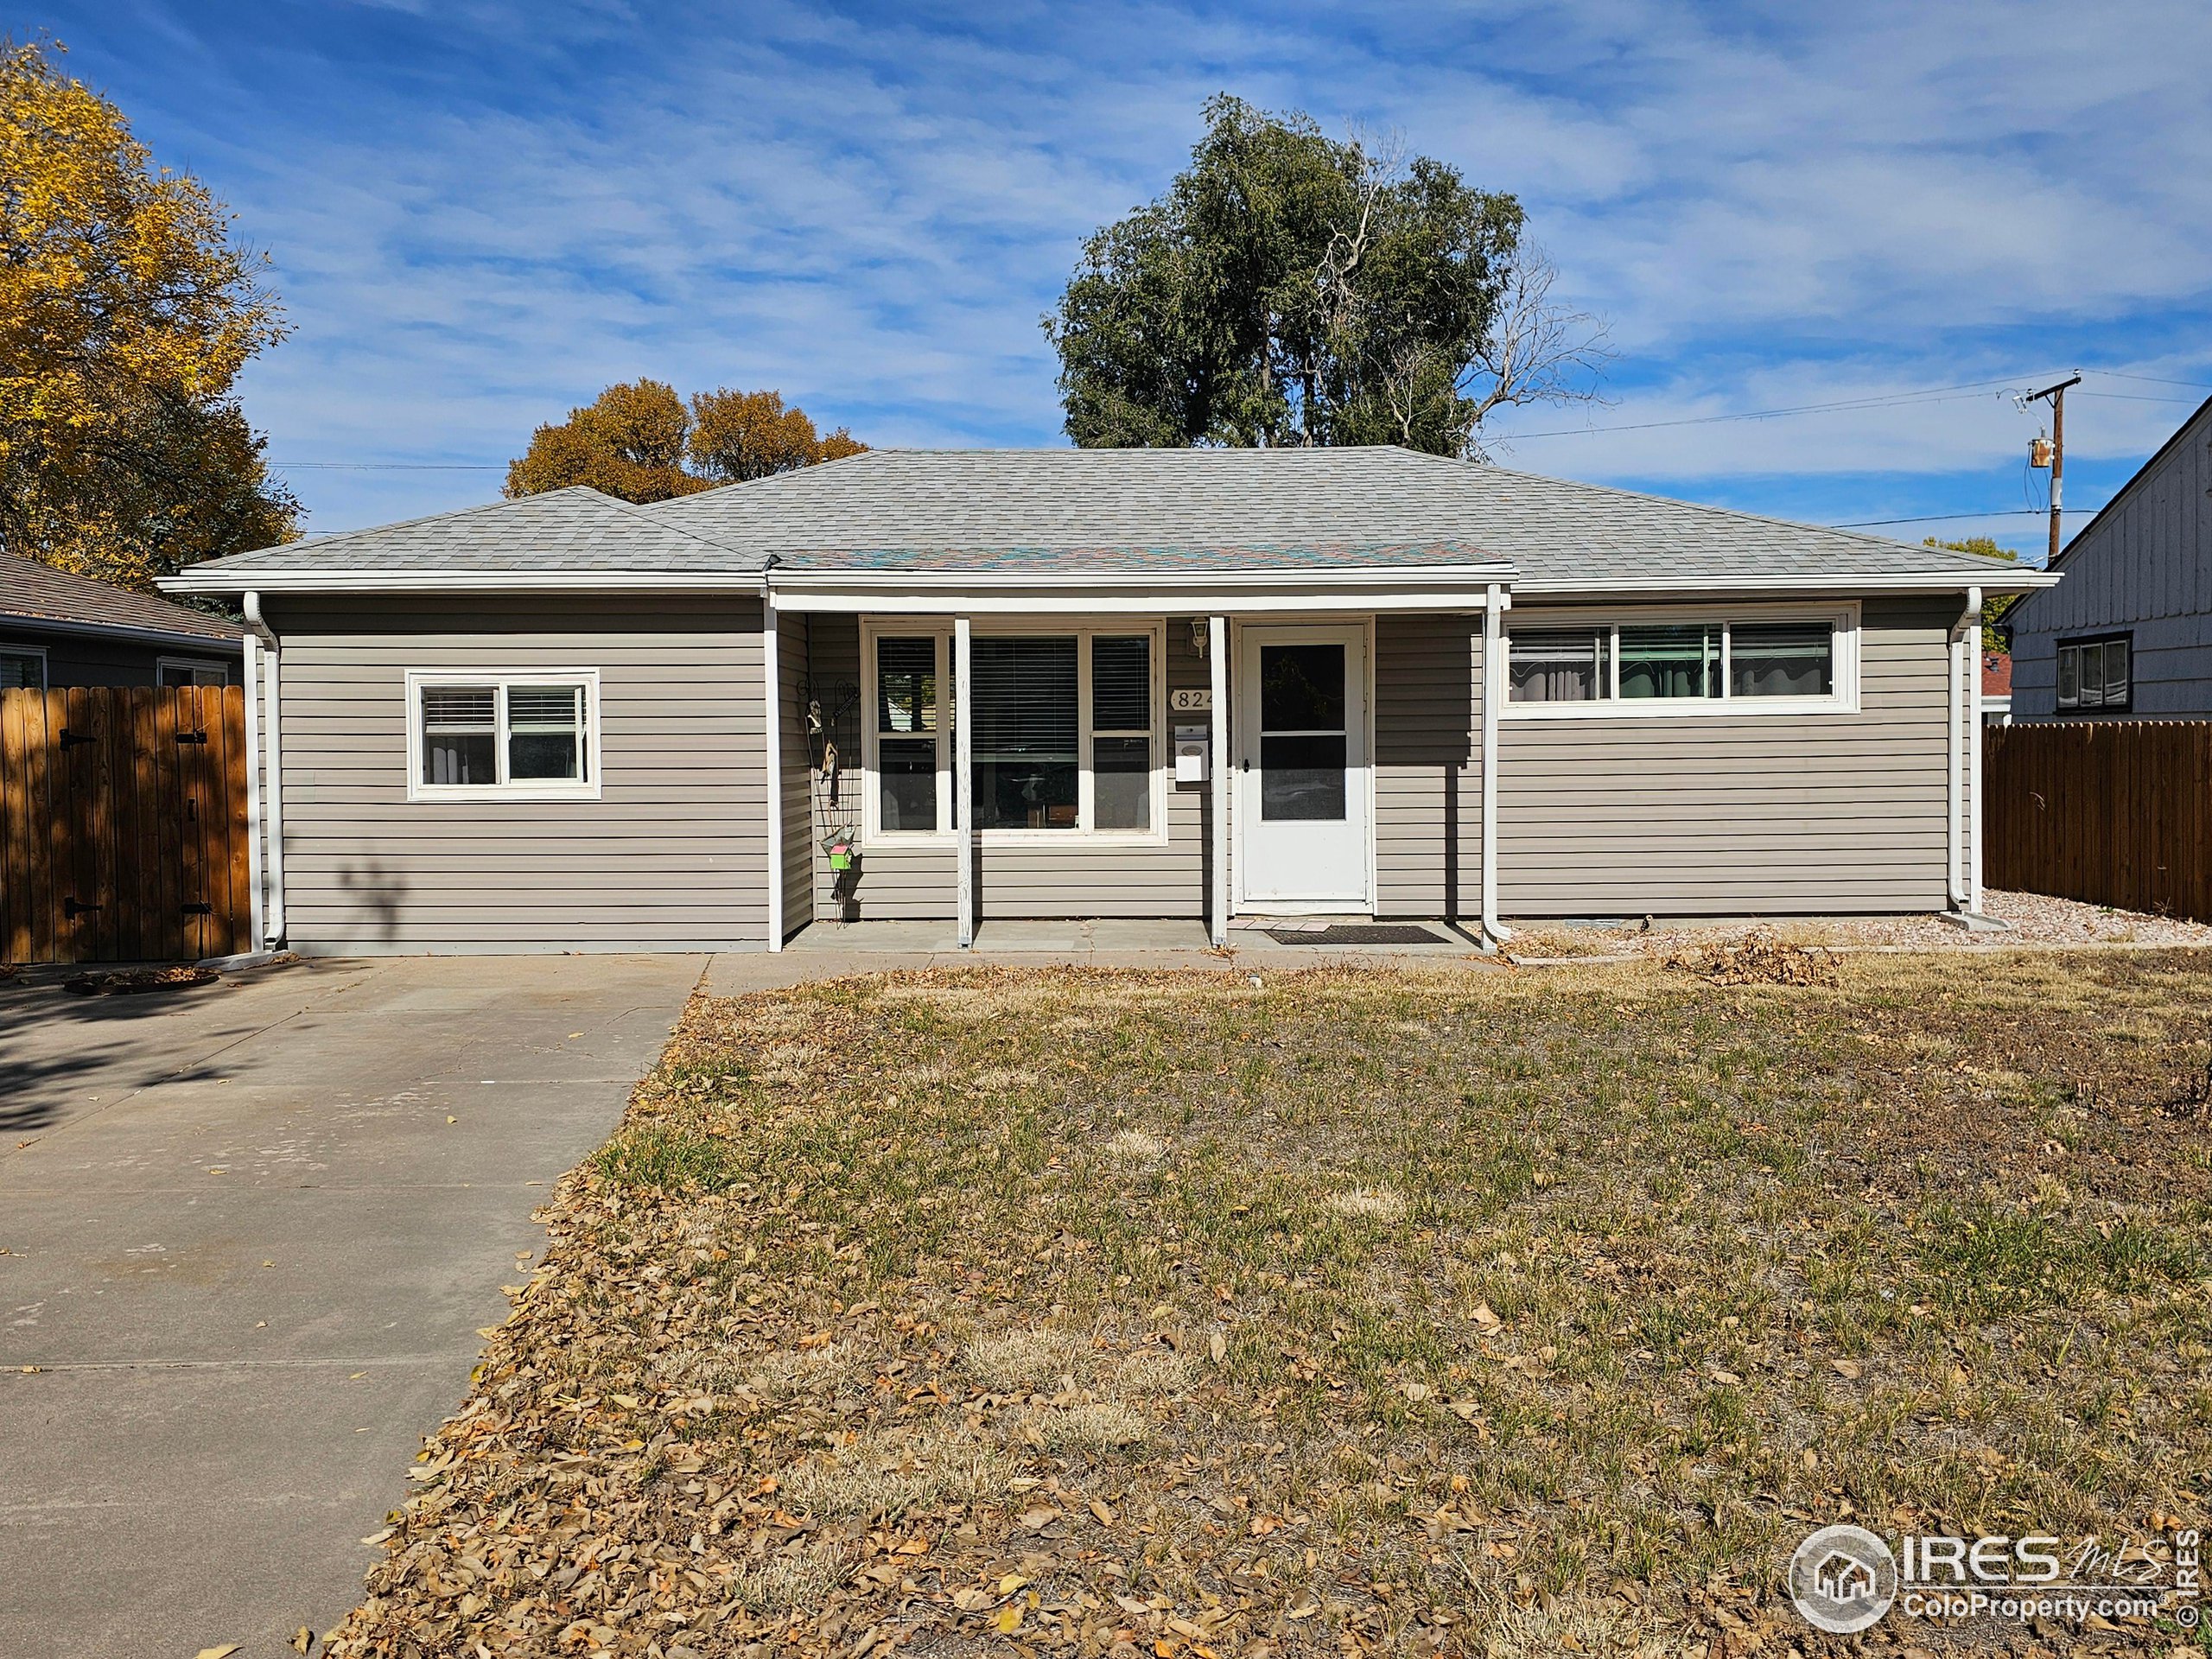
left=1982, top=650, right=2012, bottom=724
left=2006, top=393, right=2212, bottom=718
left=159, top=447, right=2051, bottom=956
left=2, top=550, right=244, bottom=690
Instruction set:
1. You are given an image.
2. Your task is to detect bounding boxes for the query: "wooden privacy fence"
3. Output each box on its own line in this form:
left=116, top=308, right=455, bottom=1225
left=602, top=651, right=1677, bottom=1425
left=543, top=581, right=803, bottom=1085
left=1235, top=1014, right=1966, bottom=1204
left=1, top=686, right=253, bottom=964
left=1986, top=720, right=2212, bottom=924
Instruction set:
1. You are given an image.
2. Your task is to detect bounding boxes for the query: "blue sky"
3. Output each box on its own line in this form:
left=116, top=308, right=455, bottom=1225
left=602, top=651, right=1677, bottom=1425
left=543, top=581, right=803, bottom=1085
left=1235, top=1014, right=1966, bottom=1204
left=22, top=1, right=2212, bottom=557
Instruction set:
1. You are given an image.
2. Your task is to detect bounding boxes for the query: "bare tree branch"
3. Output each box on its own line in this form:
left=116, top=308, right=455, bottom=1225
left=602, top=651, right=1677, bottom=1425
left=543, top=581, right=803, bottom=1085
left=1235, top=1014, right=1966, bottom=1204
left=1457, top=242, right=1613, bottom=459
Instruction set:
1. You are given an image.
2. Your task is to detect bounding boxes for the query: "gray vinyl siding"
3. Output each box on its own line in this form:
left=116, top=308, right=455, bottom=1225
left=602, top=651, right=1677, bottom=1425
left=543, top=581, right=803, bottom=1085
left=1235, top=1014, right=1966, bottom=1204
left=805, top=614, right=1213, bottom=920
left=265, top=596, right=768, bottom=954
left=779, top=611, right=813, bottom=937
left=0, top=623, right=239, bottom=688
left=1373, top=614, right=1482, bottom=918
left=2009, top=397, right=2212, bottom=718
left=1497, top=598, right=1955, bottom=916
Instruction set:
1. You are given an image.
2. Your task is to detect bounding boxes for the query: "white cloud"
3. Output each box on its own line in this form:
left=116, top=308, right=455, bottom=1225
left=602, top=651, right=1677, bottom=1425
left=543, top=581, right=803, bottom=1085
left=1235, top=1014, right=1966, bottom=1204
left=58, top=0, right=2211, bottom=530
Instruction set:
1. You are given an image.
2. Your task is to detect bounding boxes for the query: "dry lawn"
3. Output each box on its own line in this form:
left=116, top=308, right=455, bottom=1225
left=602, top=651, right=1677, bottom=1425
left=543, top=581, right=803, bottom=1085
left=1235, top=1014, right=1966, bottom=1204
left=324, top=952, right=2212, bottom=1658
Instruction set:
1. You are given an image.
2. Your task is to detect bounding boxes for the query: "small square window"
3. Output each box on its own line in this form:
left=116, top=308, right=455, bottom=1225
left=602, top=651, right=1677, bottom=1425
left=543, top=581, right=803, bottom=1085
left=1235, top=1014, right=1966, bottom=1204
left=2057, top=634, right=2129, bottom=713
left=0, top=648, right=47, bottom=690
left=412, top=676, right=596, bottom=795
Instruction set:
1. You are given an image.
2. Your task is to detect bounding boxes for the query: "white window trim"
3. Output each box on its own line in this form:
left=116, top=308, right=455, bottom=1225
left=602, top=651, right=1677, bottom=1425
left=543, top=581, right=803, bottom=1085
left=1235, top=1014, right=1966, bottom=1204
left=404, top=669, right=603, bottom=802
left=1, top=643, right=49, bottom=690
left=1499, top=601, right=1861, bottom=720
left=156, top=654, right=232, bottom=687
left=858, top=617, right=1169, bottom=847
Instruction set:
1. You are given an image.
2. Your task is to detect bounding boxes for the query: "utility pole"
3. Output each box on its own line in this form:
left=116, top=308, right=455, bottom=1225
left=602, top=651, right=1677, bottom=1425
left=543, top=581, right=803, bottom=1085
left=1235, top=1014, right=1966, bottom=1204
left=2023, top=373, right=2081, bottom=564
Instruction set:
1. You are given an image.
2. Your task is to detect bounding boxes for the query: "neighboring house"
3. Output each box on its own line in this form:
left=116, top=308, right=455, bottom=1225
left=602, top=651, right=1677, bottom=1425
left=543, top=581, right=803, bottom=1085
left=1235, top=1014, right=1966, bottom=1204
left=1982, top=650, right=2012, bottom=724
left=162, top=447, right=2050, bottom=956
left=2007, top=393, right=2212, bottom=719
left=2, top=550, right=244, bottom=690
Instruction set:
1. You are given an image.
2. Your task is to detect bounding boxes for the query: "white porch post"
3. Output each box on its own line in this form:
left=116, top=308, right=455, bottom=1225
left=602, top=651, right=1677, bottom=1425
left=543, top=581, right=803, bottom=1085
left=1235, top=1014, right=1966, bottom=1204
left=1479, top=584, right=1510, bottom=948
left=1967, top=587, right=1985, bottom=912
left=241, top=629, right=265, bottom=955
left=1208, top=614, right=1229, bottom=945
left=955, top=616, right=975, bottom=948
left=764, top=590, right=784, bottom=952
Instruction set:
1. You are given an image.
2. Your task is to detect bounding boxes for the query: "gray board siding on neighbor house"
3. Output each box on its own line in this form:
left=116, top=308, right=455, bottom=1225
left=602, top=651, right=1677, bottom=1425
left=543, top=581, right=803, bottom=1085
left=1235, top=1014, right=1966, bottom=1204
left=265, top=596, right=769, bottom=954
left=803, top=614, right=1216, bottom=921
left=2008, top=397, right=2212, bottom=719
left=1496, top=597, right=1960, bottom=916
left=1, top=621, right=239, bottom=688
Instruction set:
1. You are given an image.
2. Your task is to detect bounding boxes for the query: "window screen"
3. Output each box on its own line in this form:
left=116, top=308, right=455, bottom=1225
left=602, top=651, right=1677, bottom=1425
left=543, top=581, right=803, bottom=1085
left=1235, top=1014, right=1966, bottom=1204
left=421, top=685, right=499, bottom=785
left=1730, top=623, right=1833, bottom=698
left=1619, top=625, right=1719, bottom=699
left=0, top=650, right=45, bottom=690
left=1510, top=629, right=1609, bottom=702
left=875, top=637, right=939, bottom=830
left=1090, top=635, right=1152, bottom=831
left=508, top=684, right=586, bottom=781
left=973, top=637, right=1078, bottom=830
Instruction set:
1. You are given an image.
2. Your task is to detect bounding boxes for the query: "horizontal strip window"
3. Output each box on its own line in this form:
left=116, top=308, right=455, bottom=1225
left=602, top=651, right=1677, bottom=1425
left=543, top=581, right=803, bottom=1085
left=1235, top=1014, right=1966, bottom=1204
left=405, top=671, right=601, bottom=799
left=1504, top=608, right=1857, bottom=718
left=2056, top=632, right=2129, bottom=713
left=860, top=621, right=1165, bottom=842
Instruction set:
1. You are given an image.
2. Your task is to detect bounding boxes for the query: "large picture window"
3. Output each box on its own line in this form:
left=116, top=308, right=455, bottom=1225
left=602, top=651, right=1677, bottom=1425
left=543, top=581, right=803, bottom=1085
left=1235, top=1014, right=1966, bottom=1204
left=406, top=671, right=599, bottom=798
left=861, top=623, right=1161, bottom=840
left=1505, top=610, right=1853, bottom=715
left=2056, top=633, right=2130, bottom=713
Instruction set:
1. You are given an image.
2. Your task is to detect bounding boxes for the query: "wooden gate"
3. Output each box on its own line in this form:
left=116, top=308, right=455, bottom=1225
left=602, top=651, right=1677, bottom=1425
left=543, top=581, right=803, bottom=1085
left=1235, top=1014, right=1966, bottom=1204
left=1986, top=720, right=2212, bottom=924
left=1, top=686, right=253, bottom=964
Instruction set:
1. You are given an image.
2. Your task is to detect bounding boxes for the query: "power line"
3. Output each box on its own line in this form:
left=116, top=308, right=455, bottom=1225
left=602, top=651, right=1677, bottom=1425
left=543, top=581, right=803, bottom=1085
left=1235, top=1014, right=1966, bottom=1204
left=1498, top=377, right=2026, bottom=440
left=1831, top=505, right=2105, bottom=528
left=270, top=461, right=502, bottom=470
left=2095, top=369, right=2212, bottom=391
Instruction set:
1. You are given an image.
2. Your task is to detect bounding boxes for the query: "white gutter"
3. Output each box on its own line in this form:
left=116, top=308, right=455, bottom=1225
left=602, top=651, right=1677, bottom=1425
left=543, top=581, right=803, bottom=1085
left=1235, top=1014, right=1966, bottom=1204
left=161, top=572, right=771, bottom=596
left=1480, top=582, right=1511, bottom=949
left=954, top=617, right=975, bottom=948
left=763, top=589, right=784, bottom=953
left=1209, top=615, right=1229, bottom=945
left=1514, top=570, right=2059, bottom=598
left=1945, top=588, right=1980, bottom=912
left=242, top=592, right=285, bottom=949
left=1964, top=586, right=1983, bottom=912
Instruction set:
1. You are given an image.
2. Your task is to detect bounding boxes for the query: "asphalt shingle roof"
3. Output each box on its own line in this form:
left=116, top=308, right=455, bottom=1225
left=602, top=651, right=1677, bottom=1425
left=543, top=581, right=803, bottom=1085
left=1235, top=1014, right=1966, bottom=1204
left=2, top=550, right=243, bottom=645
left=171, top=448, right=2027, bottom=590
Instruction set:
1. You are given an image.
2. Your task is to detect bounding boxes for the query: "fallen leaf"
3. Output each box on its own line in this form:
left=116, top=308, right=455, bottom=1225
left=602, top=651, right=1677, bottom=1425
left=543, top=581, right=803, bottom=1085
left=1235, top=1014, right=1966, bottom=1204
left=1709, top=1368, right=1743, bottom=1386
left=1209, top=1329, right=1227, bottom=1364
left=1832, top=1358, right=1864, bottom=1380
left=991, top=1604, right=1022, bottom=1635
left=195, top=1647, right=242, bottom=1659
left=1469, top=1302, right=1502, bottom=1330
left=1090, top=1497, right=1116, bottom=1526
left=292, top=1628, right=315, bottom=1655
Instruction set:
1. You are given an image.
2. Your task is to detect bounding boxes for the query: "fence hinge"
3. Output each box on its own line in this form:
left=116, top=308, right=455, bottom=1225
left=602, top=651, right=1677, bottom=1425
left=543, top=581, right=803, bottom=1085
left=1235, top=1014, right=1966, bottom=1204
left=175, top=729, right=209, bottom=746
left=63, top=897, right=101, bottom=919
left=181, top=901, right=213, bottom=917
left=59, top=728, right=94, bottom=750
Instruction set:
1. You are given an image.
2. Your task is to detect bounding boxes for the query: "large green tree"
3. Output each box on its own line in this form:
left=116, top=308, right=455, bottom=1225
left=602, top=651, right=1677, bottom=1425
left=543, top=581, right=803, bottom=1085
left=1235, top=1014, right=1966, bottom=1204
left=505, top=380, right=866, bottom=503
left=1, top=36, right=297, bottom=591
left=1046, top=95, right=1606, bottom=455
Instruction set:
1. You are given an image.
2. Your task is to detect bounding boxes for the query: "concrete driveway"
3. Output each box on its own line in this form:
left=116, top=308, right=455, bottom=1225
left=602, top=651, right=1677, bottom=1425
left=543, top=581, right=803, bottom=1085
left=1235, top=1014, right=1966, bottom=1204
left=0, top=954, right=704, bottom=1659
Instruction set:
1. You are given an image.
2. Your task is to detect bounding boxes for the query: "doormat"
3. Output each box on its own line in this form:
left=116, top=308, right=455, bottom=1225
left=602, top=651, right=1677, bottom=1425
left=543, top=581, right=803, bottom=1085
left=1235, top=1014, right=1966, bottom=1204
left=1263, top=924, right=1451, bottom=946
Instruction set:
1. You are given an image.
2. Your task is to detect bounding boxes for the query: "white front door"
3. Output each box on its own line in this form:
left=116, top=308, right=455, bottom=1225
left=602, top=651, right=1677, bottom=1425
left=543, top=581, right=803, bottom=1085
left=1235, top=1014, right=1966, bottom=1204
left=1236, top=623, right=1370, bottom=909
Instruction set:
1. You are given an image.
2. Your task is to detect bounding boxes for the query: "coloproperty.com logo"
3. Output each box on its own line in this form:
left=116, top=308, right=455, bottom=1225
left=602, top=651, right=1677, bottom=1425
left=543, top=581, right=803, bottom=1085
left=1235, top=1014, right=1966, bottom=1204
left=1787, top=1522, right=2202, bottom=1636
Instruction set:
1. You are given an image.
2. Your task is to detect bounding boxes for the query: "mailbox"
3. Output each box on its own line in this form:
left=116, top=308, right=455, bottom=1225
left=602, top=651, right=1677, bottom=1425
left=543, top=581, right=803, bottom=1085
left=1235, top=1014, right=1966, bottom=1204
left=1173, top=722, right=1211, bottom=784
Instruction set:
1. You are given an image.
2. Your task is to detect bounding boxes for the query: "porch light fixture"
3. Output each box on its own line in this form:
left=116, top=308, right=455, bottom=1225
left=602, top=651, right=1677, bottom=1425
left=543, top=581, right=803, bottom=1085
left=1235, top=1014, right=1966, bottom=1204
left=1191, top=617, right=1210, bottom=658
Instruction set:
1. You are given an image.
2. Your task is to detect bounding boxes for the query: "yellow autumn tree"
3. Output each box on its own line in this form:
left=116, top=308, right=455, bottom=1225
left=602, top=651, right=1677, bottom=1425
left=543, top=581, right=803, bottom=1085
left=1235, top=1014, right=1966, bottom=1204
left=0, top=36, right=297, bottom=590
left=505, top=381, right=866, bottom=501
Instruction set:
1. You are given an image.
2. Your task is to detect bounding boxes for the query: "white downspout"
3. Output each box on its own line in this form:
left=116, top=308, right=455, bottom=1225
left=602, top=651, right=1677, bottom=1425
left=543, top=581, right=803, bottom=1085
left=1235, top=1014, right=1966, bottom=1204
left=1209, top=614, right=1229, bottom=945
left=954, top=616, right=975, bottom=948
left=241, top=627, right=265, bottom=955
left=1479, top=584, right=1511, bottom=949
left=1946, top=588, right=1979, bottom=912
left=763, top=588, right=784, bottom=952
left=242, top=591, right=284, bottom=949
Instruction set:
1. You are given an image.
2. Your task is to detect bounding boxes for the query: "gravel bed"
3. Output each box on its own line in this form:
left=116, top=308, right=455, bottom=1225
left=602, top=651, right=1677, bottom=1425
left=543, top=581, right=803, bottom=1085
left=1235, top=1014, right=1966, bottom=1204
left=1505, top=888, right=2212, bottom=962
